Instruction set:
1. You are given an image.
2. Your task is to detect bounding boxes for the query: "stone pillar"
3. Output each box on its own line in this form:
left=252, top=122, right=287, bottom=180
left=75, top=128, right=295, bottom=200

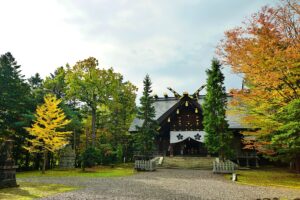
left=59, top=145, right=76, bottom=169
left=0, top=140, right=18, bottom=189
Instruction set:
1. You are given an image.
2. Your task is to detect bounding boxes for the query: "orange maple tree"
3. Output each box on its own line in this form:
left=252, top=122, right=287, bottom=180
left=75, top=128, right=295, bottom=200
left=218, top=0, right=300, bottom=161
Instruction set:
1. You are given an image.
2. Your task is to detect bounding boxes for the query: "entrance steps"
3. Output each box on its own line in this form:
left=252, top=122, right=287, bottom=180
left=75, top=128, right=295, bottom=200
left=161, top=156, right=215, bottom=169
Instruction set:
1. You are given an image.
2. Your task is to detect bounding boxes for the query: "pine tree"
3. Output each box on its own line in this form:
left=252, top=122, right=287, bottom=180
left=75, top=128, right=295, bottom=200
left=136, top=75, right=158, bottom=154
left=25, top=94, right=72, bottom=173
left=203, top=59, right=233, bottom=160
left=0, top=52, right=30, bottom=138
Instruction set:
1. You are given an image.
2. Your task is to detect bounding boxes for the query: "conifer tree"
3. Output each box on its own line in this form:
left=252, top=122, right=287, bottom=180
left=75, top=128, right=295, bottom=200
left=0, top=52, right=30, bottom=139
left=136, top=75, right=158, bottom=154
left=203, top=59, right=233, bottom=160
left=25, top=94, right=71, bottom=173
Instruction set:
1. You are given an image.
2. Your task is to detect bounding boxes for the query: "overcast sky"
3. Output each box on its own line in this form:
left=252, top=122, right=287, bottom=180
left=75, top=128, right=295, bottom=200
left=0, top=0, right=276, bottom=98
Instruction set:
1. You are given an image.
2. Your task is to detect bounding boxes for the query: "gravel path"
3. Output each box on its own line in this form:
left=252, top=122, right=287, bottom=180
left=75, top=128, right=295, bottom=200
left=19, top=169, right=300, bottom=200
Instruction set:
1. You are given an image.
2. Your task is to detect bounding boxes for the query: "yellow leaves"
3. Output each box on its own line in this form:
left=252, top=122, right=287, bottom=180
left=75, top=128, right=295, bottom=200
left=219, top=2, right=300, bottom=153
left=25, top=94, right=72, bottom=153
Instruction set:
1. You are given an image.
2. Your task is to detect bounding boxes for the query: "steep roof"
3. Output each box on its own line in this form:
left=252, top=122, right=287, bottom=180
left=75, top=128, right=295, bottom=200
left=129, top=95, right=248, bottom=132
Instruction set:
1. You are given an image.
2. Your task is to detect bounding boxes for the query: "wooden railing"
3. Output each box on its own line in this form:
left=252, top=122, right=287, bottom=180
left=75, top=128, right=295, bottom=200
left=134, top=158, right=157, bottom=171
left=213, top=160, right=236, bottom=174
left=236, top=152, right=258, bottom=159
left=133, top=151, right=163, bottom=157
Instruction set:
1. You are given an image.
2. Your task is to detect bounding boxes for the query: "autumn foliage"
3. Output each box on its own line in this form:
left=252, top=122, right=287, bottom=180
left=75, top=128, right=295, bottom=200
left=25, top=94, right=71, bottom=173
left=218, top=0, right=300, bottom=170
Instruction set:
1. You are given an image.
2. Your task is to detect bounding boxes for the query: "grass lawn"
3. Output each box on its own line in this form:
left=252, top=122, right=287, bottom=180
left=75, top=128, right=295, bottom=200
left=17, top=166, right=135, bottom=178
left=226, top=168, right=300, bottom=189
left=0, top=182, right=77, bottom=200
left=0, top=166, right=135, bottom=199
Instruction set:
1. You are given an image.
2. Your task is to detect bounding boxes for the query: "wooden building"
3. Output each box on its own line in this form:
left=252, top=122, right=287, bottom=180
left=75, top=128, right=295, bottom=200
left=129, top=88, right=251, bottom=159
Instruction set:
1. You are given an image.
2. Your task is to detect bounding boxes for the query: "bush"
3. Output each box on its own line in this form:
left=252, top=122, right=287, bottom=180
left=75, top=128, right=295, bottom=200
left=80, top=144, right=124, bottom=167
left=98, top=144, right=116, bottom=165
left=80, top=147, right=100, bottom=168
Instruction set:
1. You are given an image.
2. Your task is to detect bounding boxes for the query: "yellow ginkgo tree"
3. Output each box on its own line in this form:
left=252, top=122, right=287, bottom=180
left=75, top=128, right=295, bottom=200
left=25, top=94, right=72, bottom=173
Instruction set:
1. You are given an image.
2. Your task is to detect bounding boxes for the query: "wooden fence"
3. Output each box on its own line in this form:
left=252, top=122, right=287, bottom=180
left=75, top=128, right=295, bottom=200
left=134, top=158, right=157, bottom=171
left=213, top=160, right=236, bottom=174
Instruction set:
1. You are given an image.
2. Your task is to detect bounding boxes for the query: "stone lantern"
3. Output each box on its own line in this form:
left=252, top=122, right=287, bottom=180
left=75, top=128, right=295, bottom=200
left=0, top=140, right=18, bottom=188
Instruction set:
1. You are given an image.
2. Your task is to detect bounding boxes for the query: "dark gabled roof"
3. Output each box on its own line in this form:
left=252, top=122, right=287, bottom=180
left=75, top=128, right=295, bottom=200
left=129, top=95, right=248, bottom=132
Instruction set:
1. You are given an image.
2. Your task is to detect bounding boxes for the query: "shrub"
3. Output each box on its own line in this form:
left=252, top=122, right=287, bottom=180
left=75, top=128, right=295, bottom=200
left=80, top=147, right=100, bottom=168
left=116, top=144, right=123, bottom=163
left=98, top=144, right=116, bottom=165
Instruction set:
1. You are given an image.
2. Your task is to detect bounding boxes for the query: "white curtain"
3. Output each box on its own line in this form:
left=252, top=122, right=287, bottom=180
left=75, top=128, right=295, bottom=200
left=170, top=131, right=206, bottom=144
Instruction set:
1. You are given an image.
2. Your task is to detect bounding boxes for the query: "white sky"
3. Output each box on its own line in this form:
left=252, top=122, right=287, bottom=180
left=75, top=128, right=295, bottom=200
left=0, top=0, right=276, bottom=98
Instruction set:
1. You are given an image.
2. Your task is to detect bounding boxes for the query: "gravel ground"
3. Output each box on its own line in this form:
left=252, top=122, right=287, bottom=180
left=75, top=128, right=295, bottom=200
left=19, top=169, right=300, bottom=200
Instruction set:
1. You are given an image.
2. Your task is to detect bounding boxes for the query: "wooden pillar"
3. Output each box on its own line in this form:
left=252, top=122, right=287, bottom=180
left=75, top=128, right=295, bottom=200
left=255, top=158, right=259, bottom=168
left=237, top=158, right=240, bottom=167
left=246, top=152, right=249, bottom=167
left=246, top=156, right=249, bottom=167
left=170, top=144, right=174, bottom=157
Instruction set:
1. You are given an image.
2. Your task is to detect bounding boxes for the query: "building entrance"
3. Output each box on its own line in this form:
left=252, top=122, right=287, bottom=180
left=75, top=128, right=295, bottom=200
left=173, top=139, right=207, bottom=156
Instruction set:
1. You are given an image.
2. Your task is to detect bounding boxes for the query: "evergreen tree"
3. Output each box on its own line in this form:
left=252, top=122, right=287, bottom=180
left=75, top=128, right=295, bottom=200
left=0, top=52, right=31, bottom=139
left=44, top=66, right=67, bottom=98
left=0, top=52, right=37, bottom=170
left=136, top=75, right=158, bottom=154
left=203, top=59, right=233, bottom=160
left=28, top=73, right=43, bottom=89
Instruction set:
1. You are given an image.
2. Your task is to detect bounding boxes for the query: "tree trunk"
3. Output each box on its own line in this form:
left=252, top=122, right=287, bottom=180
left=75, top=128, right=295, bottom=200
left=47, top=151, right=51, bottom=169
left=219, top=151, right=225, bottom=162
left=34, top=153, right=41, bottom=170
left=42, top=150, right=47, bottom=174
left=91, top=107, right=96, bottom=147
left=50, top=153, right=54, bottom=169
left=73, top=129, right=76, bottom=149
left=85, top=127, right=89, bottom=148
left=295, top=157, right=300, bottom=173
left=25, top=151, right=30, bottom=169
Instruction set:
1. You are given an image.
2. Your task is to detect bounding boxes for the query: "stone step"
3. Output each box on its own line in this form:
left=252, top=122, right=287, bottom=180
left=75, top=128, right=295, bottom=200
left=162, top=156, right=215, bottom=169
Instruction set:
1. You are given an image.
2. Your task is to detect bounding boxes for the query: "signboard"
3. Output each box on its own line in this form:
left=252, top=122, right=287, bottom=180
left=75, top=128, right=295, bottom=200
left=170, top=131, right=206, bottom=144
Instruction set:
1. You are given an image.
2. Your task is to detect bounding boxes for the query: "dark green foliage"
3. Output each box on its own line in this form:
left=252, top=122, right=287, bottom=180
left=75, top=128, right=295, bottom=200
left=116, top=144, right=123, bottom=163
left=203, top=59, right=233, bottom=160
left=28, top=73, right=43, bottom=89
left=97, top=75, right=137, bottom=154
left=80, top=147, right=100, bottom=168
left=27, top=73, right=46, bottom=109
left=135, top=75, right=158, bottom=154
left=44, top=66, right=67, bottom=98
left=98, top=144, right=116, bottom=165
left=0, top=52, right=31, bottom=138
left=268, top=99, right=300, bottom=172
left=0, top=53, right=37, bottom=170
left=80, top=144, right=120, bottom=167
left=44, top=66, right=82, bottom=155
left=107, top=80, right=137, bottom=147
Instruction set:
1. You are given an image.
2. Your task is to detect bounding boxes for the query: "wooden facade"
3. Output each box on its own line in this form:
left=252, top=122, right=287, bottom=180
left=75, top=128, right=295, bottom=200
left=156, top=93, right=206, bottom=156
left=129, top=90, right=255, bottom=161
